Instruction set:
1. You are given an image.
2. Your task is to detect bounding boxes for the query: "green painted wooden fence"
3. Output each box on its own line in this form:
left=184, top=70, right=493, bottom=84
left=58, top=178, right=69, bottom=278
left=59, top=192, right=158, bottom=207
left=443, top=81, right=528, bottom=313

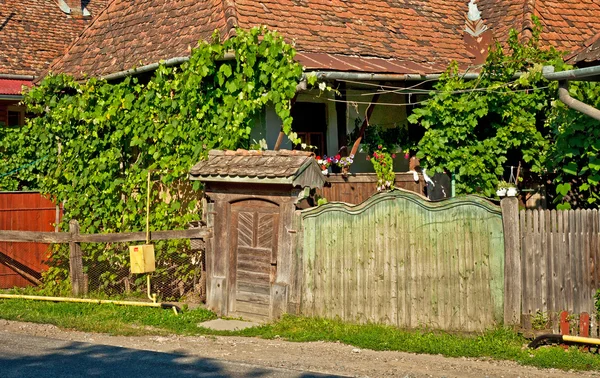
left=298, top=190, right=505, bottom=331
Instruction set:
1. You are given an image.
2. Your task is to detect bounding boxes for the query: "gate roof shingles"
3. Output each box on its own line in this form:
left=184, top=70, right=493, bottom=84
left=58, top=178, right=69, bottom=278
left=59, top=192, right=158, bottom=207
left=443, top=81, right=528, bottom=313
left=190, top=149, right=325, bottom=188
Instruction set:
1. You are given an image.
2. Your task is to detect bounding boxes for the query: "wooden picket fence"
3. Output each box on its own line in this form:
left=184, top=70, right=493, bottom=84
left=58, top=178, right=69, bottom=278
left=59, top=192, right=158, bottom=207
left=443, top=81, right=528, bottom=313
left=518, top=209, right=600, bottom=329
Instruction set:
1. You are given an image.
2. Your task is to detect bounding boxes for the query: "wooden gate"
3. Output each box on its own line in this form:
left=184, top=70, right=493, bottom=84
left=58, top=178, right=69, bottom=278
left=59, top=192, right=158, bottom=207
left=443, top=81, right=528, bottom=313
left=0, top=192, right=59, bottom=288
left=229, top=200, right=279, bottom=321
left=298, top=190, right=505, bottom=332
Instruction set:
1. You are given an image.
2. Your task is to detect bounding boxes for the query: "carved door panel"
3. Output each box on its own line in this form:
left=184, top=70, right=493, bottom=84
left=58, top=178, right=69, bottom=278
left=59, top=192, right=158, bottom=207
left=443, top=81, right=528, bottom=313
left=229, top=200, right=279, bottom=321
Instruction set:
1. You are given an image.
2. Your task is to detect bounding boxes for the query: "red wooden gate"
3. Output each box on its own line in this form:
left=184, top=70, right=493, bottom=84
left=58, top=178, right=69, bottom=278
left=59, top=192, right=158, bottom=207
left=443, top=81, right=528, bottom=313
left=0, top=192, right=59, bottom=288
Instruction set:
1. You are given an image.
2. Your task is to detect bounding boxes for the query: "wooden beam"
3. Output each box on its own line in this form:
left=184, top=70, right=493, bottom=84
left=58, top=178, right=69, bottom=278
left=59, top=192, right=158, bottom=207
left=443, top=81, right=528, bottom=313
left=0, top=228, right=212, bottom=244
left=0, top=250, right=42, bottom=285
left=0, top=231, right=72, bottom=243
left=349, top=93, right=380, bottom=158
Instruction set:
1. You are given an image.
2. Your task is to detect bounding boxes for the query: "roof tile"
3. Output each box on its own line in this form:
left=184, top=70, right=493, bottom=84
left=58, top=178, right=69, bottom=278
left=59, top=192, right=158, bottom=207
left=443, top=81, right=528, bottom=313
left=47, top=1, right=600, bottom=79
left=0, top=0, right=108, bottom=76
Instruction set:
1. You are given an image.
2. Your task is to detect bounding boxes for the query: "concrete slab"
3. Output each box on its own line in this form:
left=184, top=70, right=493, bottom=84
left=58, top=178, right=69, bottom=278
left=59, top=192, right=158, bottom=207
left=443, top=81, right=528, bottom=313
left=198, top=318, right=260, bottom=331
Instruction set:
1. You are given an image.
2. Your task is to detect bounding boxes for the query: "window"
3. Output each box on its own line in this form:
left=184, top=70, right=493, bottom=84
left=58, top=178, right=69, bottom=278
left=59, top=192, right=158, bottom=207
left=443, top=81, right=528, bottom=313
left=6, top=106, right=24, bottom=127
left=291, top=102, right=327, bottom=156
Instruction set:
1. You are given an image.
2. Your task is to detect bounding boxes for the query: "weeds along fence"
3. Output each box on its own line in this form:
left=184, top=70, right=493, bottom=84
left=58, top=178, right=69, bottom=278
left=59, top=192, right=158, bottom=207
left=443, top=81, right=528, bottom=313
left=0, top=220, right=211, bottom=301
left=295, top=191, right=505, bottom=332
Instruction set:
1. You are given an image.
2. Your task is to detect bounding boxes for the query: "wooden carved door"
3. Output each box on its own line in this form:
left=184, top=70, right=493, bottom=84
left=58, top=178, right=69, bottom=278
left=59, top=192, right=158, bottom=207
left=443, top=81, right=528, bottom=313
left=229, top=200, right=279, bottom=321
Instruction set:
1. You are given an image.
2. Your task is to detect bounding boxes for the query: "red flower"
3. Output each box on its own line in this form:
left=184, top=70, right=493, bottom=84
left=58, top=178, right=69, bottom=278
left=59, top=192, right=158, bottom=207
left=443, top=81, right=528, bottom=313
left=316, top=156, right=322, bottom=161
left=378, top=144, right=383, bottom=149
left=335, top=154, right=341, bottom=160
left=404, top=152, right=410, bottom=159
left=392, top=154, right=396, bottom=159
left=366, top=156, right=371, bottom=161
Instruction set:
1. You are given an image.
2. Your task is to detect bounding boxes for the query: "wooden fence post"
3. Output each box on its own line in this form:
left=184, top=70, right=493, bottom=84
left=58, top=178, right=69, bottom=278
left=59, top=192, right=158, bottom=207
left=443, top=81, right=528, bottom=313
left=501, top=197, right=521, bottom=326
left=69, top=219, right=85, bottom=296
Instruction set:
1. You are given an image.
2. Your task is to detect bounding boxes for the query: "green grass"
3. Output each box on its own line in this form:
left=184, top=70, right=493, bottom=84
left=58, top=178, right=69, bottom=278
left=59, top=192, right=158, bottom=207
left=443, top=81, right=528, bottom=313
left=1, top=298, right=599, bottom=371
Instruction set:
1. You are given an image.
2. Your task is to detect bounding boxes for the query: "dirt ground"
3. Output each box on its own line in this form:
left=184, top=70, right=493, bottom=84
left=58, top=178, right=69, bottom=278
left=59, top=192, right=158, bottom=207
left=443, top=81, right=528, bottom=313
left=1, top=319, right=599, bottom=378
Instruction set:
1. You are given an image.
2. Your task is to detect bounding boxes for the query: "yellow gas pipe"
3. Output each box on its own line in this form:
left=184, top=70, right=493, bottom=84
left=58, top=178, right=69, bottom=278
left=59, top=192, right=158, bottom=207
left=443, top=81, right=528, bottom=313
left=0, top=294, right=179, bottom=314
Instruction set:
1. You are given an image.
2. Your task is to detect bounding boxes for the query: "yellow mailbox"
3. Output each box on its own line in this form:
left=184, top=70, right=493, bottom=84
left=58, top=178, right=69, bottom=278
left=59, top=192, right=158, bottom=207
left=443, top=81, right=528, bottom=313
left=129, top=244, right=155, bottom=273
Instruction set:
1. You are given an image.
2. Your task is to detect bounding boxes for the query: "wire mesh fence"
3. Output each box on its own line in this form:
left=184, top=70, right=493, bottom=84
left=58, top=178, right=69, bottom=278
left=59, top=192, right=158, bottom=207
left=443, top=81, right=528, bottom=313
left=81, top=238, right=206, bottom=302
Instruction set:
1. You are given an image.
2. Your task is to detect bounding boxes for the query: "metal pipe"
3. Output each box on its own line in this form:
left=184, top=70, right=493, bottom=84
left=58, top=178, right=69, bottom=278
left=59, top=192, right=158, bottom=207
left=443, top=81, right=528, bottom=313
left=0, top=294, right=180, bottom=314
left=307, top=71, right=481, bottom=82
left=0, top=74, right=35, bottom=80
left=558, top=81, right=600, bottom=121
left=100, top=52, right=236, bottom=82
left=543, top=65, right=600, bottom=82
left=0, top=95, right=23, bottom=101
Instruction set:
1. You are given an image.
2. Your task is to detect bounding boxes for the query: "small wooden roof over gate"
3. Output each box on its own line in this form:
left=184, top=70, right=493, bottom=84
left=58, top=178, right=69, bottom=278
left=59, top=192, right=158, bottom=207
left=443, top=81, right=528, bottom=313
left=189, top=149, right=325, bottom=189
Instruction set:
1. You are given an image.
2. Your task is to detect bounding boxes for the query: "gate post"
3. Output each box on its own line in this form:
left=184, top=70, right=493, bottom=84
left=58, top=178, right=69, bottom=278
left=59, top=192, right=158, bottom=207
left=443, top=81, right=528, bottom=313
left=501, top=197, right=521, bottom=326
left=69, top=219, right=85, bottom=296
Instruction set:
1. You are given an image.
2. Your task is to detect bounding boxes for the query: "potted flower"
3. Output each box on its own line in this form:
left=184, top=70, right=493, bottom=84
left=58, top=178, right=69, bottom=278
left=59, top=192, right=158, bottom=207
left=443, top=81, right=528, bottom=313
left=315, top=154, right=340, bottom=175
left=497, top=180, right=518, bottom=197
left=506, top=184, right=518, bottom=197
left=496, top=181, right=509, bottom=197
left=337, top=154, right=354, bottom=176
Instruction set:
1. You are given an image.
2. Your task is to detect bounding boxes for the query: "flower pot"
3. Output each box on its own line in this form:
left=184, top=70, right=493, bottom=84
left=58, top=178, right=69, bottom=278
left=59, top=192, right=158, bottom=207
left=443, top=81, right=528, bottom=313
left=341, top=166, right=350, bottom=177
left=506, top=187, right=518, bottom=197
left=496, top=188, right=507, bottom=197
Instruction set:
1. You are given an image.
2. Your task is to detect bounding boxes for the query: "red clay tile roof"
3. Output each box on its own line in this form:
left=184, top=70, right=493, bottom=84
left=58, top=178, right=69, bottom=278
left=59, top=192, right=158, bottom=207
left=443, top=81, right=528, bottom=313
left=49, top=0, right=475, bottom=79
left=0, top=0, right=108, bottom=77
left=566, top=33, right=600, bottom=66
left=478, top=0, right=600, bottom=52
left=48, top=0, right=600, bottom=80
left=0, top=79, right=32, bottom=96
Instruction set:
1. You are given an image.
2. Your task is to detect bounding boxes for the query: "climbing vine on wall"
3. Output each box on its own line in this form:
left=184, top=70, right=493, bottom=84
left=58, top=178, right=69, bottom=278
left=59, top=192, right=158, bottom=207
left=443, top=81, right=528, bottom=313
left=0, top=27, right=302, bottom=294
left=408, top=19, right=565, bottom=197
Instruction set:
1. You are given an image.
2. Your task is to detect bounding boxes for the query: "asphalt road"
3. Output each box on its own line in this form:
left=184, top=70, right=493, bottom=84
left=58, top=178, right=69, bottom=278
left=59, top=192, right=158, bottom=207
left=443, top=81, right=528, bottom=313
left=0, top=332, right=343, bottom=378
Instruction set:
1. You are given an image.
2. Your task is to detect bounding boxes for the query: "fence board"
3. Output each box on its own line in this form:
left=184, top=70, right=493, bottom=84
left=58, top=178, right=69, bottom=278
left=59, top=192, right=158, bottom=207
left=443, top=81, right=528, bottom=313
left=299, top=190, right=504, bottom=332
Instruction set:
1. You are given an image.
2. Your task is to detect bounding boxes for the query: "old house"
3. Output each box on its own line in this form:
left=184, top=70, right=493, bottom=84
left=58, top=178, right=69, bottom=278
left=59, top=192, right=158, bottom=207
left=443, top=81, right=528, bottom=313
left=43, top=0, right=600, bottom=177
left=0, top=0, right=107, bottom=126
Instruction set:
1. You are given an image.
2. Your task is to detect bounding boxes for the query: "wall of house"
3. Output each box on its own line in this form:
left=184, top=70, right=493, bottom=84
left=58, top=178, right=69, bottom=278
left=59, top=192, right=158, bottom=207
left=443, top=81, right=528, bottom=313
left=251, top=87, right=416, bottom=174
left=345, top=91, right=410, bottom=173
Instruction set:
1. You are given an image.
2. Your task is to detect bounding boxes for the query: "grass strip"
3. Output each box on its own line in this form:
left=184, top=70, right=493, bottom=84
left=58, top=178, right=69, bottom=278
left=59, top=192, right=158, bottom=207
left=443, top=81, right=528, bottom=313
left=1, top=298, right=599, bottom=371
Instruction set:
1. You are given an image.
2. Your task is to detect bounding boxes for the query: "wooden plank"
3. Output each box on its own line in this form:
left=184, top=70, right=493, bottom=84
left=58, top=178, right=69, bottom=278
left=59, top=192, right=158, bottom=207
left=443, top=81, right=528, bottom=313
left=0, top=250, right=42, bottom=285
left=547, top=210, right=556, bottom=318
left=593, top=210, right=600, bottom=299
left=235, top=300, right=270, bottom=316
left=238, top=282, right=270, bottom=295
left=539, top=210, right=547, bottom=313
left=533, top=209, right=542, bottom=313
left=582, top=210, right=592, bottom=313
left=556, top=210, right=566, bottom=313
left=237, top=269, right=270, bottom=284
left=237, top=260, right=270, bottom=274
left=565, top=210, right=573, bottom=313
left=236, top=290, right=270, bottom=305
left=237, top=248, right=271, bottom=263
left=0, top=230, right=72, bottom=243
left=569, top=210, right=578, bottom=313
left=69, top=220, right=85, bottom=296
left=76, top=228, right=212, bottom=243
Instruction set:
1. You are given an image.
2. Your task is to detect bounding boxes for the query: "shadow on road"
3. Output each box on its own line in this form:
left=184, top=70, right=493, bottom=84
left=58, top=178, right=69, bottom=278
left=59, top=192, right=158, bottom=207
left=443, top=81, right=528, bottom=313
left=0, top=338, right=338, bottom=378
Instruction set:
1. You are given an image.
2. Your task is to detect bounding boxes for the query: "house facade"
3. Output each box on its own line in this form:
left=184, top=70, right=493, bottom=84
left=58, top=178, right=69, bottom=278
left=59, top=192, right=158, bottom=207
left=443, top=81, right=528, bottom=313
left=0, top=0, right=107, bottom=126
left=45, top=0, right=600, bottom=173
